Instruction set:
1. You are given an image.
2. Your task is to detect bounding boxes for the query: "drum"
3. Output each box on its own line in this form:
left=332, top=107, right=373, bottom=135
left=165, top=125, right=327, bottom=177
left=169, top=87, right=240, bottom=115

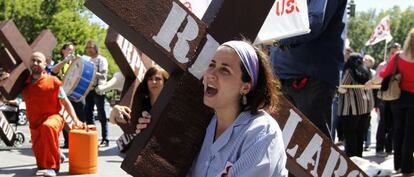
left=63, top=57, right=96, bottom=102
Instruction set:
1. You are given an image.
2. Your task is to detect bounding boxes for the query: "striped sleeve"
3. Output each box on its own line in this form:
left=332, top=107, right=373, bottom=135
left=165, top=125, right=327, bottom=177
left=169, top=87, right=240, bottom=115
left=341, top=70, right=353, bottom=85
left=338, top=69, right=374, bottom=116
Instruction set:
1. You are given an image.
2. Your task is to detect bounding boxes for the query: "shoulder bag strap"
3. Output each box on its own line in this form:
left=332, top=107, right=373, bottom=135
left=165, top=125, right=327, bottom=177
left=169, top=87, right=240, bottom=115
left=391, top=54, right=399, bottom=78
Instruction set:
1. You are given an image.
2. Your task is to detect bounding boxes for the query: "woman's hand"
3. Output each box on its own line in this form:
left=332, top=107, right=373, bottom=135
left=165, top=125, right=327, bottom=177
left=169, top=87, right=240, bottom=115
left=63, top=54, right=75, bottom=63
left=109, top=105, right=131, bottom=124
left=136, top=111, right=151, bottom=134
left=337, top=87, right=347, bottom=94
left=365, top=76, right=383, bottom=89
left=364, top=79, right=374, bottom=89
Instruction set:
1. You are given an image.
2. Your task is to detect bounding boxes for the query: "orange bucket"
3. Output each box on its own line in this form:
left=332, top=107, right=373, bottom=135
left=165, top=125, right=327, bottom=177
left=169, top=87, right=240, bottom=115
left=69, top=124, right=98, bottom=174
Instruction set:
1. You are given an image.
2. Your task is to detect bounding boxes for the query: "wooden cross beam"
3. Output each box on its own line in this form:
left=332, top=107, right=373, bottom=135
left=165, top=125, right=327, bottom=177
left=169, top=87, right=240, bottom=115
left=85, top=0, right=367, bottom=176
left=0, top=20, right=57, bottom=100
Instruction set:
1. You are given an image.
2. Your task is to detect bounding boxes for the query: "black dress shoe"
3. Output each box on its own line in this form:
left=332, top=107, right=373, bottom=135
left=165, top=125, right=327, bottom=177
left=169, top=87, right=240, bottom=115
left=99, top=139, right=109, bottom=147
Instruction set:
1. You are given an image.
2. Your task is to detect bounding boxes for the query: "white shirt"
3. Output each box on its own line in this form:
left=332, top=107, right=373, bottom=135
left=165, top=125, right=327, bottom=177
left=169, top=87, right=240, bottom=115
left=87, top=55, right=108, bottom=86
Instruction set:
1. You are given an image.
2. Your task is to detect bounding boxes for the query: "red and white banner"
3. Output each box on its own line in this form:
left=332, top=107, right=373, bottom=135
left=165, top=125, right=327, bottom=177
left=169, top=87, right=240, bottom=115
left=179, top=0, right=310, bottom=45
left=255, top=0, right=310, bottom=44
left=365, top=16, right=393, bottom=46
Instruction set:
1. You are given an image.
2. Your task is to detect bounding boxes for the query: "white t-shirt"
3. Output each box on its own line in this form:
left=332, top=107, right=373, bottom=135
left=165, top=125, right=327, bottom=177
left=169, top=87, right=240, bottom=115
left=88, top=55, right=108, bottom=86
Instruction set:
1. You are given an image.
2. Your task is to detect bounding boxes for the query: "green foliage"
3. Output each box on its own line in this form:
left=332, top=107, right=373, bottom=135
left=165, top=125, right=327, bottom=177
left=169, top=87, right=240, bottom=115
left=348, top=5, right=414, bottom=66
left=0, top=0, right=118, bottom=78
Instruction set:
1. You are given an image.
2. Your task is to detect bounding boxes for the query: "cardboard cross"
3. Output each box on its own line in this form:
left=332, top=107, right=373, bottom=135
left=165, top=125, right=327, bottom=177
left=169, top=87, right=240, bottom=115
left=0, top=20, right=57, bottom=100
left=105, top=28, right=154, bottom=133
left=86, top=0, right=367, bottom=176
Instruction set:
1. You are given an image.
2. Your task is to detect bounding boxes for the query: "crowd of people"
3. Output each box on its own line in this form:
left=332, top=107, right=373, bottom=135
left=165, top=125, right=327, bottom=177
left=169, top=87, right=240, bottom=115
left=365, top=29, right=414, bottom=175
left=0, top=40, right=110, bottom=176
left=331, top=28, right=414, bottom=176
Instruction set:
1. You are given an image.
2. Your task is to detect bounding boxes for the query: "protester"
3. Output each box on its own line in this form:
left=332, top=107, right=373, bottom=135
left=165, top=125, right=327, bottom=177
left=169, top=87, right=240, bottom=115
left=337, top=53, right=374, bottom=157
left=83, top=40, right=109, bottom=147
left=362, top=54, right=377, bottom=151
left=52, top=42, right=76, bottom=79
left=331, top=47, right=353, bottom=144
left=51, top=42, right=86, bottom=149
left=366, top=28, right=414, bottom=175
left=270, top=0, right=347, bottom=138
left=118, top=40, right=288, bottom=176
left=0, top=52, right=82, bottom=177
left=375, top=43, right=401, bottom=156
left=109, top=65, right=168, bottom=152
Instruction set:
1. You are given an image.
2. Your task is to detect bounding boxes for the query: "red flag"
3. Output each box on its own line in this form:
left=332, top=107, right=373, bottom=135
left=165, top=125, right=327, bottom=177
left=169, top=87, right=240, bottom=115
left=365, top=16, right=393, bottom=46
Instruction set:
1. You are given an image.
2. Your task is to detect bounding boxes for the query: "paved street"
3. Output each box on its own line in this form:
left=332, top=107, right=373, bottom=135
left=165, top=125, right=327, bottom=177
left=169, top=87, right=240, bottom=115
left=0, top=110, right=406, bottom=176
left=0, top=120, right=130, bottom=177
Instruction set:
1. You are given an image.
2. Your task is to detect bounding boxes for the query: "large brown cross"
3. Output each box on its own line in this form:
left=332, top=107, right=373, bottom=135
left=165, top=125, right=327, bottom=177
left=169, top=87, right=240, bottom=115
left=0, top=20, right=57, bottom=100
left=105, top=28, right=154, bottom=133
left=86, top=0, right=367, bottom=176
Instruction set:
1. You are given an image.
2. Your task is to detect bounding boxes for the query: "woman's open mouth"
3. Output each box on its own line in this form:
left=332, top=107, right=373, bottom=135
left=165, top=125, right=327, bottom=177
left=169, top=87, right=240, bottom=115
left=205, top=84, right=218, bottom=97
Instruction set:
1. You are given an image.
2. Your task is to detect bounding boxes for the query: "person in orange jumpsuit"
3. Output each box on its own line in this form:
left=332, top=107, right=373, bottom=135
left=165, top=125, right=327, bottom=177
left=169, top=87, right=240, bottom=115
left=0, top=52, right=82, bottom=176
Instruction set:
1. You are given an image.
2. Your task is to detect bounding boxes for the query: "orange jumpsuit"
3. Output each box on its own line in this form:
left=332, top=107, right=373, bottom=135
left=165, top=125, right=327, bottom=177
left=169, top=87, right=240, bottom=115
left=21, top=73, right=64, bottom=171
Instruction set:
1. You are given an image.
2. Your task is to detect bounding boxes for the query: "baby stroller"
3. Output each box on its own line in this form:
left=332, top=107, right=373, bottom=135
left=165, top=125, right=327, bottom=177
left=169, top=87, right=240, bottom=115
left=0, top=101, right=25, bottom=147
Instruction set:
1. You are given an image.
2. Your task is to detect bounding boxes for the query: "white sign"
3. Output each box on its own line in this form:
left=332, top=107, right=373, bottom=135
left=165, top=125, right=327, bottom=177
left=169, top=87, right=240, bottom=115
left=179, top=0, right=310, bottom=45
left=255, top=0, right=310, bottom=44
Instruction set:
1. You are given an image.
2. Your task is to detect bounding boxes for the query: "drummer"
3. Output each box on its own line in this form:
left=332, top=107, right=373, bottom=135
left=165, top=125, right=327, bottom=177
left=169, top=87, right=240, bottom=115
left=0, top=52, right=82, bottom=176
left=83, top=40, right=110, bottom=147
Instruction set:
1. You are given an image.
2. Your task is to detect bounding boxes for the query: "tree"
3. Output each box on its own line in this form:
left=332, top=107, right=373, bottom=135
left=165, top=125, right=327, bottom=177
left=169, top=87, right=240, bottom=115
left=348, top=6, right=414, bottom=65
left=0, top=0, right=118, bottom=78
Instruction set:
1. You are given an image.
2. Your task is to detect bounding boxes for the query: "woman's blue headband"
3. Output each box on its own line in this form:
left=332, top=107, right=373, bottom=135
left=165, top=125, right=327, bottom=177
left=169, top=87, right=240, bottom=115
left=222, top=41, right=259, bottom=89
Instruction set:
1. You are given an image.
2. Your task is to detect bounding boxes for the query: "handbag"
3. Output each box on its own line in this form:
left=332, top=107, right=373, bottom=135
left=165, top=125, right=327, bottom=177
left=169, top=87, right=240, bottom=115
left=377, top=56, right=401, bottom=101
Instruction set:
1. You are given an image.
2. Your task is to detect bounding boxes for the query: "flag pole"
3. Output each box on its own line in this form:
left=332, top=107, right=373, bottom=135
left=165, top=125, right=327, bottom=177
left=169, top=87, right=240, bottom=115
left=384, top=41, right=388, bottom=62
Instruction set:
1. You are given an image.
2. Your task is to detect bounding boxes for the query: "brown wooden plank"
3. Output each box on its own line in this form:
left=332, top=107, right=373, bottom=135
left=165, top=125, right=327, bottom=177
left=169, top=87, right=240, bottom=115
left=30, top=29, right=58, bottom=57
left=0, top=20, right=57, bottom=100
left=86, top=0, right=208, bottom=74
left=272, top=96, right=367, bottom=177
